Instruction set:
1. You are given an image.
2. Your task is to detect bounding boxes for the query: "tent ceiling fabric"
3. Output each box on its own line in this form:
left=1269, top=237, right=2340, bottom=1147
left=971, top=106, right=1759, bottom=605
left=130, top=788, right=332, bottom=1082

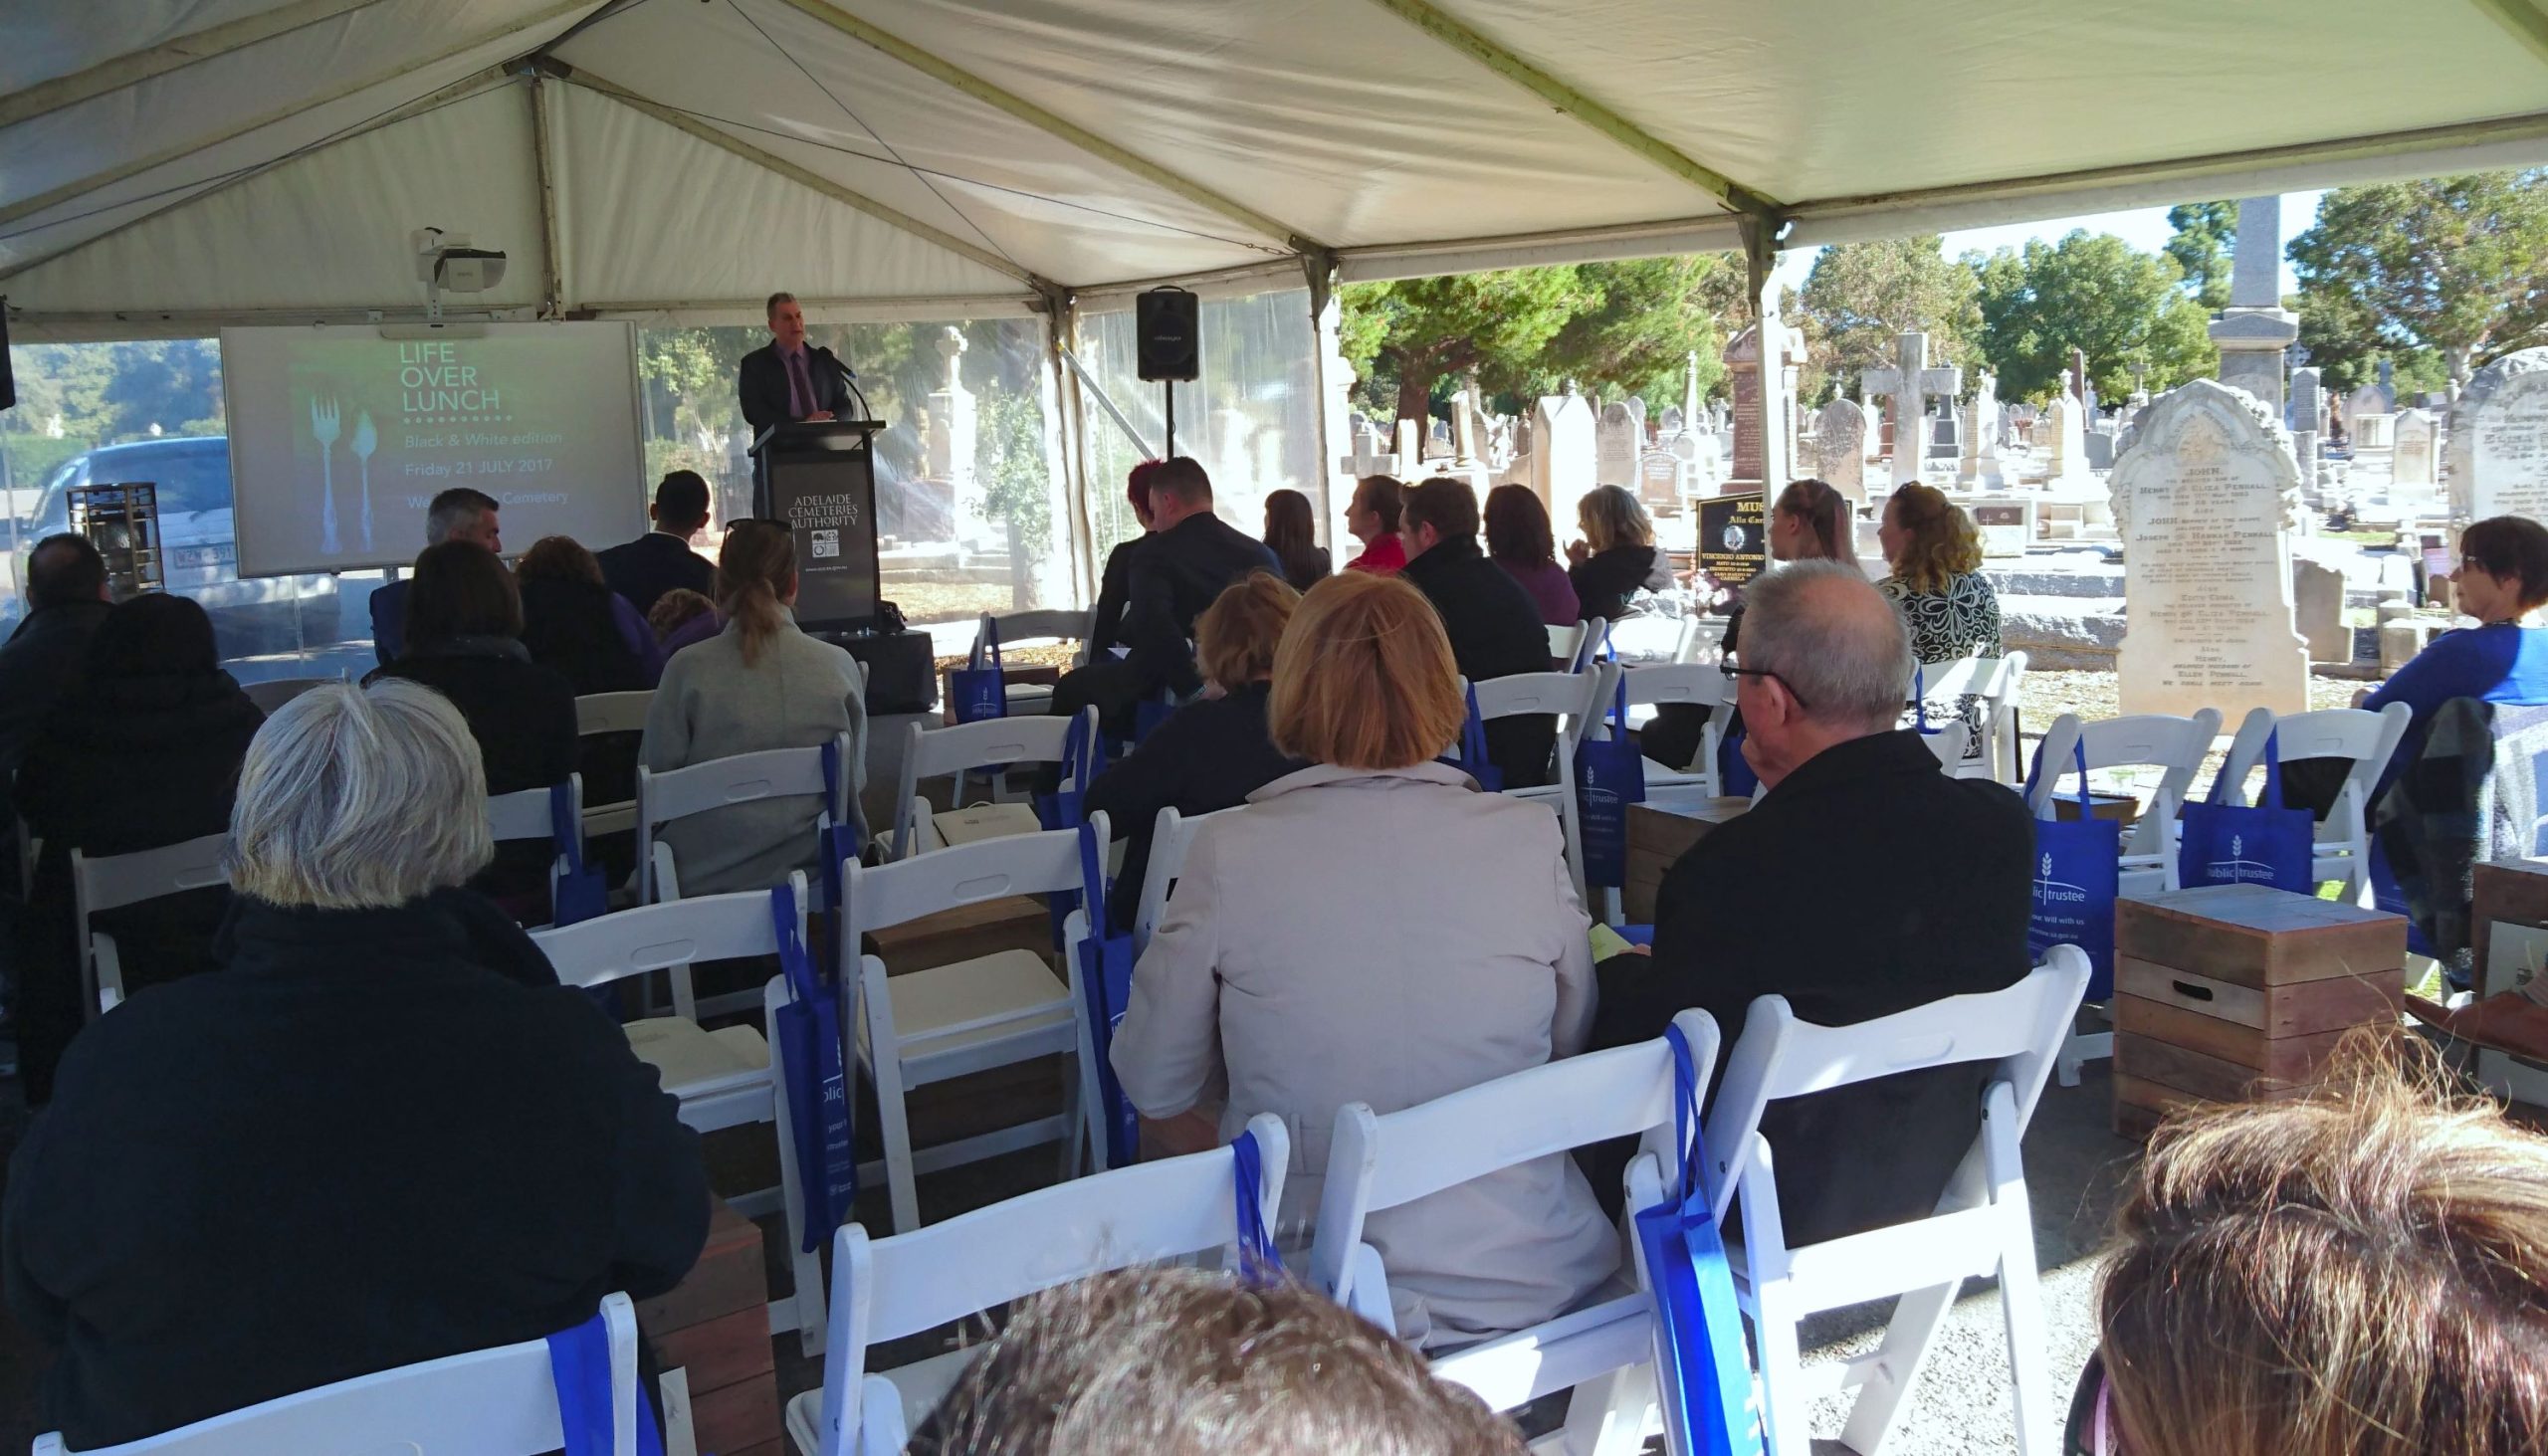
left=5, top=0, right=2547, bottom=328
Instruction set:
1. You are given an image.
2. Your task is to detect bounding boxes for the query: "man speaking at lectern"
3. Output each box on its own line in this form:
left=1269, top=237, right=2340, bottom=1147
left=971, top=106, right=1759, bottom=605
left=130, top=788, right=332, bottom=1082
left=739, top=292, right=851, bottom=435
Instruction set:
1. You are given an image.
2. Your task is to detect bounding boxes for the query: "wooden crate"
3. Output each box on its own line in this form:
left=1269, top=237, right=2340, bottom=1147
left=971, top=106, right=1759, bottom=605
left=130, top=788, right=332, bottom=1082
left=1622, top=798, right=1750, bottom=925
left=2111, top=884, right=2404, bottom=1139
left=637, top=1198, right=780, bottom=1456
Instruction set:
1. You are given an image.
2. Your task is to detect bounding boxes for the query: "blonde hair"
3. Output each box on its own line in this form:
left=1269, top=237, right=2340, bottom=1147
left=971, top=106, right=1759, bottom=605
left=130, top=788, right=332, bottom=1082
left=1269, top=574, right=1463, bottom=770
left=2098, top=1037, right=2548, bottom=1456
left=1194, top=571, right=1300, bottom=689
left=647, top=587, right=717, bottom=642
left=716, top=520, right=797, bottom=667
left=227, top=680, right=492, bottom=909
left=1576, top=485, right=1653, bottom=553
left=1882, top=483, right=1982, bottom=593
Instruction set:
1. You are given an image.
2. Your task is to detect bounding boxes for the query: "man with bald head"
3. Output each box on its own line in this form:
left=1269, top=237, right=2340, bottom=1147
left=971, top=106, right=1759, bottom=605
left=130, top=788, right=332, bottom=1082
left=1586, top=559, right=2033, bottom=1245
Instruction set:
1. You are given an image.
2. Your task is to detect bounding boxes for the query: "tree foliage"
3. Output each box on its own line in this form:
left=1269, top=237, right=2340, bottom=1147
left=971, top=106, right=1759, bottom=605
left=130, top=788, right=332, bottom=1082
left=2287, top=170, right=2548, bottom=385
left=1968, top=232, right=2217, bottom=402
left=2164, top=202, right=2236, bottom=310
left=1797, top=236, right=1981, bottom=405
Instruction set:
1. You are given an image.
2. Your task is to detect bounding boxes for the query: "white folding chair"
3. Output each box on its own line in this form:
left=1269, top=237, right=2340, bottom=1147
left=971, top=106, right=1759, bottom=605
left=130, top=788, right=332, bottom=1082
left=971, top=609, right=1095, bottom=717
left=1548, top=621, right=1586, bottom=667
left=574, top=690, right=654, bottom=837
left=889, top=711, right=1090, bottom=861
left=1129, top=804, right=1234, bottom=960
left=240, top=676, right=337, bottom=716
left=1701, top=948, right=2092, bottom=1456
left=841, top=820, right=1104, bottom=1231
left=1310, top=1009, right=1723, bottom=1456
left=1468, top=669, right=1609, bottom=903
left=1919, top=720, right=1971, bottom=769
left=486, top=777, right=581, bottom=928
left=1570, top=615, right=1611, bottom=672
left=1915, top=652, right=2029, bottom=783
left=2025, top=710, right=2220, bottom=1085
left=69, top=832, right=228, bottom=1017
left=36, top=1292, right=643, bottom=1456
left=532, top=876, right=822, bottom=1353
left=1608, top=661, right=1731, bottom=797
left=784, top=1115, right=1288, bottom=1456
left=2215, top=703, right=2410, bottom=905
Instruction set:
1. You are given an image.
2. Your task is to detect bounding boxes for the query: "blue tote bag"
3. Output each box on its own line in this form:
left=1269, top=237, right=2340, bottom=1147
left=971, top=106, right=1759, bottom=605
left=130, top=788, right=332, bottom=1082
left=818, top=736, right=865, bottom=915
left=770, top=881, right=856, bottom=1250
left=2026, top=738, right=2121, bottom=996
left=949, top=614, right=1007, bottom=723
left=1576, top=676, right=1647, bottom=888
left=2177, top=728, right=2315, bottom=893
left=1229, top=1127, right=1284, bottom=1284
left=546, top=1306, right=665, bottom=1456
left=1033, top=715, right=1107, bottom=945
left=548, top=781, right=608, bottom=927
left=1076, top=818, right=1142, bottom=1168
left=1452, top=684, right=1506, bottom=791
left=1633, top=1023, right=1764, bottom=1456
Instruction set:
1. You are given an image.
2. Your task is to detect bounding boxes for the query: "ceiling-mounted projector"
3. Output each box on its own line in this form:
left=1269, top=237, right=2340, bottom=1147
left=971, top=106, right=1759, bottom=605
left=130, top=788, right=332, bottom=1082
left=412, top=226, right=507, bottom=293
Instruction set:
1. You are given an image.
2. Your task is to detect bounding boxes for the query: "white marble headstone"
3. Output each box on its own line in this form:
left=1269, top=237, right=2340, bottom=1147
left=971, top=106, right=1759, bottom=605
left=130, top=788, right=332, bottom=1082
left=1531, top=389, right=1597, bottom=514
left=2391, top=408, right=2439, bottom=490
left=2446, top=347, right=2548, bottom=524
left=1595, top=401, right=1639, bottom=488
left=1814, top=397, right=1868, bottom=506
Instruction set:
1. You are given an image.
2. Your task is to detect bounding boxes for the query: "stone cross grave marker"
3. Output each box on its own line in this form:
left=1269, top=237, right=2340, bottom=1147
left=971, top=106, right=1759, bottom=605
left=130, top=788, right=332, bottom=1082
left=2209, top=196, right=2299, bottom=414
left=1339, top=421, right=1397, bottom=480
left=2446, top=347, right=2548, bottom=524
left=2108, top=379, right=2309, bottom=720
left=1859, top=330, right=1961, bottom=486
left=1595, top=400, right=1639, bottom=488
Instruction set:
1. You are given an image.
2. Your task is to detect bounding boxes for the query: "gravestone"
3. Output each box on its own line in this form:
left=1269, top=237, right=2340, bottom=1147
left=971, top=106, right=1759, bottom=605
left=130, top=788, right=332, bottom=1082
left=1394, top=417, right=1422, bottom=473
left=1958, top=370, right=2008, bottom=488
left=2043, top=387, right=2093, bottom=488
left=1928, top=401, right=1962, bottom=460
left=928, top=327, right=984, bottom=542
left=2292, top=558, right=2349, bottom=663
left=2288, top=365, right=2324, bottom=482
left=2208, top=196, right=2300, bottom=414
left=1595, top=401, right=1640, bottom=488
left=1660, top=405, right=1684, bottom=435
left=1814, top=397, right=1869, bottom=507
left=2108, top=379, right=2310, bottom=720
left=2445, top=346, right=2548, bottom=523
left=1530, top=385, right=1598, bottom=515
left=1637, top=449, right=1684, bottom=513
left=1968, top=496, right=2035, bottom=558
left=2348, top=378, right=2397, bottom=450
left=2391, top=408, right=2439, bottom=491
left=1450, top=389, right=1481, bottom=464
left=1725, top=321, right=1805, bottom=487
left=1338, top=421, right=1397, bottom=482
left=1860, top=330, right=1961, bottom=486
left=2083, top=425, right=2117, bottom=472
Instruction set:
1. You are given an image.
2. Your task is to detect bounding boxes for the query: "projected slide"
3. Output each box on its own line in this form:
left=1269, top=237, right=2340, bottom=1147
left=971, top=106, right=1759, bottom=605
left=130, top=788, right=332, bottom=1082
left=222, top=322, right=647, bottom=577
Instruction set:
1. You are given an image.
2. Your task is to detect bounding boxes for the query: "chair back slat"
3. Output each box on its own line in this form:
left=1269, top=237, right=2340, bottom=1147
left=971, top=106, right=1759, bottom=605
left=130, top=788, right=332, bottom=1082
left=640, top=744, right=835, bottom=828
left=71, top=832, right=229, bottom=918
left=904, top=717, right=1075, bottom=783
left=1612, top=662, right=1730, bottom=711
left=574, top=691, right=653, bottom=736
left=1133, top=805, right=1227, bottom=955
left=532, top=875, right=804, bottom=989
left=844, top=819, right=1100, bottom=940
left=486, top=779, right=570, bottom=845
left=1470, top=670, right=1606, bottom=728
left=240, top=677, right=336, bottom=716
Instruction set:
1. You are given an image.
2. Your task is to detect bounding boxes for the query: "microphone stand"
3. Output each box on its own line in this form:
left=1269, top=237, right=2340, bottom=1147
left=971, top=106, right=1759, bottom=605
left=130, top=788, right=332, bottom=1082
left=818, top=348, right=875, bottom=422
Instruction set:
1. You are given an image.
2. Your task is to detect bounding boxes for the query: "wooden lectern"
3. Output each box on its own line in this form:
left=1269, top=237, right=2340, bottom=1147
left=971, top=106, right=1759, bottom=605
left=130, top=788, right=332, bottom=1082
left=750, top=419, right=884, bottom=634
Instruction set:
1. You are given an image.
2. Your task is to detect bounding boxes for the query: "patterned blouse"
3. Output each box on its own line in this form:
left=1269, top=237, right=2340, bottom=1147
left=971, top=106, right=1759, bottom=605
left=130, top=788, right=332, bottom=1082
left=1879, top=569, right=2006, bottom=760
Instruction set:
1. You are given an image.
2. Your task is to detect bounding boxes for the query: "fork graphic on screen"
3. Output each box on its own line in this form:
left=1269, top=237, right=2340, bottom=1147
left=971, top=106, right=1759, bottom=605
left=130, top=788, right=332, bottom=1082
left=312, top=396, right=341, bottom=555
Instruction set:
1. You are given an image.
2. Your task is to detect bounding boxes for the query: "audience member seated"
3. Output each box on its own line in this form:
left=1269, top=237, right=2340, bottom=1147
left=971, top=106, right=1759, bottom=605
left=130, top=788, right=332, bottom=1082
left=1398, top=477, right=1561, bottom=790
left=2082, top=1046, right=2548, bottom=1456
left=1587, top=560, right=2032, bottom=1246
left=1, top=681, right=708, bottom=1448
left=9, top=594, right=264, bottom=1106
left=517, top=534, right=660, bottom=693
left=1564, top=485, right=1672, bottom=623
left=1484, top=483, right=1580, bottom=631
left=1114, top=572, right=1612, bottom=1348
left=596, top=469, right=716, bottom=616
left=1343, top=474, right=1407, bottom=575
left=1261, top=488, right=1330, bottom=592
left=910, top=1268, right=1524, bottom=1456
left=369, top=487, right=501, bottom=664
left=1084, top=572, right=1308, bottom=932
left=1051, top=458, right=1278, bottom=736
left=0, top=533, right=113, bottom=777
left=1090, top=460, right=1163, bottom=656
left=2359, top=515, right=2548, bottom=801
left=641, top=519, right=867, bottom=895
left=1875, top=481, right=2004, bottom=664
left=648, top=586, right=720, bottom=652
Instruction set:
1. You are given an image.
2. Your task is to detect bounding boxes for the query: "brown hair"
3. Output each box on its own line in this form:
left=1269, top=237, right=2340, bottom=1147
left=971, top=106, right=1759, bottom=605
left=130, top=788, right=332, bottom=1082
left=1194, top=571, right=1300, bottom=689
left=1353, top=475, right=1404, bottom=533
left=1483, top=484, right=1557, bottom=567
left=2098, top=1038, right=2548, bottom=1456
left=1270, top=573, right=1463, bottom=769
left=1261, top=489, right=1318, bottom=569
left=402, top=539, right=521, bottom=649
left=1882, top=482, right=1982, bottom=593
left=1399, top=477, right=1478, bottom=544
left=912, top=1269, right=1523, bottom=1456
left=646, top=587, right=717, bottom=642
left=715, top=520, right=797, bottom=667
left=1151, top=456, right=1213, bottom=509
left=515, top=534, right=605, bottom=588
left=1773, top=478, right=1849, bottom=561
left=2460, top=515, right=2548, bottom=614
left=1576, top=484, right=1653, bottom=553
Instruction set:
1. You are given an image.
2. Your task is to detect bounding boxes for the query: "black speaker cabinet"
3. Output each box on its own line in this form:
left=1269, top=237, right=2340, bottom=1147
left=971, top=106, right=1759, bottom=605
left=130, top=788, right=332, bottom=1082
left=1136, top=287, right=1199, bottom=382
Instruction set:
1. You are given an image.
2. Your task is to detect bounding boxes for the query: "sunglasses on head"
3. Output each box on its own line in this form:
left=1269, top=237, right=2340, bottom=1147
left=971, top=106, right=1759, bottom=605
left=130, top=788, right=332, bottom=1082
left=2064, top=1350, right=2124, bottom=1456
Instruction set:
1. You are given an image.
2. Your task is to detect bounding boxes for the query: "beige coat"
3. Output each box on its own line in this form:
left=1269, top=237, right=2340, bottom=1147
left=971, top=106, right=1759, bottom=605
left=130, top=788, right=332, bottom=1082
left=1111, top=760, right=1615, bottom=1346
left=640, top=607, right=866, bottom=896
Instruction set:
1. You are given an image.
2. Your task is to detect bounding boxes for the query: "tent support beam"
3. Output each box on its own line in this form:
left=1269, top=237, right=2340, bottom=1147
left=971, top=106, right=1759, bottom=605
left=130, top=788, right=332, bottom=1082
left=547, top=65, right=1051, bottom=293
left=0, top=67, right=520, bottom=288
left=2466, top=0, right=2548, bottom=67
left=1737, top=214, right=1793, bottom=494
left=0, top=0, right=597, bottom=235
left=0, top=0, right=403, bottom=130
left=529, top=73, right=567, bottom=317
left=762, top=0, right=1325, bottom=254
left=1360, top=0, right=1781, bottom=221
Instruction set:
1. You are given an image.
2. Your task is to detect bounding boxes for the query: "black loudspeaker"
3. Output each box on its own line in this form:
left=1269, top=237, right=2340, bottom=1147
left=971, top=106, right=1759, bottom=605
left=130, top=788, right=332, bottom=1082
left=1136, top=287, right=1199, bottom=382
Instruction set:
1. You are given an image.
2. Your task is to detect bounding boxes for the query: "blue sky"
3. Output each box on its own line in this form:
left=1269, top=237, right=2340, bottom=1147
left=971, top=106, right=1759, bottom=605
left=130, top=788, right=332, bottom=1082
left=1772, top=190, right=2326, bottom=298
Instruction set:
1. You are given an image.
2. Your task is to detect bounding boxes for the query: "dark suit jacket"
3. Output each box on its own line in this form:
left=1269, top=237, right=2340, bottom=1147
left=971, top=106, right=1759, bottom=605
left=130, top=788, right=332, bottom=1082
left=1121, top=512, right=1280, bottom=698
left=368, top=577, right=408, bottom=666
left=3, top=895, right=708, bottom=1447
left=1588, top=729, right=2034, bottom=1246
left=370, top=640, right=580, bottom=909
left=739, top=341, right=854, bottom=438
left=1089, top=534, right=1146, bottom=656
left=1401, top=536, right=1560, bottom=790
left=0, top=600, right=110, bottom=775
left=1081, top=683, right=1307, bottom=931
left=597, top=531, right=715, bottom=618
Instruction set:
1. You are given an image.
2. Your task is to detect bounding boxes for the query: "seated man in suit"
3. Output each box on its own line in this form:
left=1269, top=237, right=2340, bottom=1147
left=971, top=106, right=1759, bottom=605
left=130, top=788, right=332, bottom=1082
left=1586, top=559, right=2033, bottom=1246
left=738, top=291, right=851, bottom=438
left=1397, top=477, right=1560, bottom=789
left=368, top=487, right=501, bottom=665
left=598, top=470, right=716, bottom=618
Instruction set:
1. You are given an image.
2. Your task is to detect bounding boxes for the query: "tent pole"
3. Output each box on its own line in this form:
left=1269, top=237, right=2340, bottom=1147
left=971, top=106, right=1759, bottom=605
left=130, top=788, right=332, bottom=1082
left=1739, top=214, right=1794, bottom=499
left=1305, top=250, right=1345, bottom=552
left=528, top=73, right=566, bottom=318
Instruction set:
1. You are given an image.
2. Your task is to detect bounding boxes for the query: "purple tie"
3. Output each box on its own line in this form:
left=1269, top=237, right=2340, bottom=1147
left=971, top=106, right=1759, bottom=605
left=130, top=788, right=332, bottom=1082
left=787, top=348, right=813, bottom=418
